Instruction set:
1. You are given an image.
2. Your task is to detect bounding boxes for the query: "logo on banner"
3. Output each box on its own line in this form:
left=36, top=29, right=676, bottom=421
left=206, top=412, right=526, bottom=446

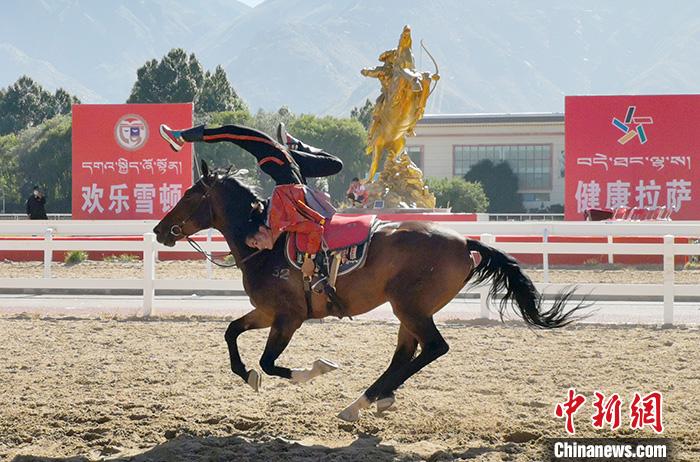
left=611, top=106, right=653, bottom=145
left=115, top=114, right=149, bottom=151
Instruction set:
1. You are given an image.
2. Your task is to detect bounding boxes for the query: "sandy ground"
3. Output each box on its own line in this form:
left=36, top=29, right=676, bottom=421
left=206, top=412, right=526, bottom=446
left=2, top=259, right=700, bottom=285
left=0, top=317, right=698, bottom=461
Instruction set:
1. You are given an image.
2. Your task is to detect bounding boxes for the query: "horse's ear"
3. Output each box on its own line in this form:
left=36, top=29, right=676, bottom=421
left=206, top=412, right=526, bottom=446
left=251, top=201, right=264, bottom=214
left=201, top=159, right=209, bottom=178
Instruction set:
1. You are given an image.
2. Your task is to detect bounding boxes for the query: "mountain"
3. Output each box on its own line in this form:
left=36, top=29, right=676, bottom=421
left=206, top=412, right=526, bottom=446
left=2, top=0, right=700, bottom=115
left=0, top=0, right=251, bottom=103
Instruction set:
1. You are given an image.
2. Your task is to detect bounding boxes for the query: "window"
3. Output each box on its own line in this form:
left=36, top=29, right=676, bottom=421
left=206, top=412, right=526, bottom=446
left=406, top=145, right=423, bottom=170
left=454, top=144, right=552, bottom=191
left=521, top=192, right=551, bottom=202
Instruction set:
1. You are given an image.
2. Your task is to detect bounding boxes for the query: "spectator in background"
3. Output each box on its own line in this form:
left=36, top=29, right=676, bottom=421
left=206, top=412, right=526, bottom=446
left=26, top=185, right=47, bottom=220
left=346, top=177, right=369, bottom=207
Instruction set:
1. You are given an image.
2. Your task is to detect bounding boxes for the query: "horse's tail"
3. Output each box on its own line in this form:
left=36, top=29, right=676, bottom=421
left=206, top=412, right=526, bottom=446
left=467, top=239, right=586, bottom=329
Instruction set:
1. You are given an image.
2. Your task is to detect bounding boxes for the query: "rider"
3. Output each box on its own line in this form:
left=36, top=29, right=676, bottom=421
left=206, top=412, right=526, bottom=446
left=159, top=122, right=341, bottom=185
left=159, top=122, right=339, bottom=282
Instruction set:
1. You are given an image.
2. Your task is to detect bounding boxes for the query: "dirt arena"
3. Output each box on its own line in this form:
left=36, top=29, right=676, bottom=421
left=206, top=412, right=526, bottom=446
left=1, top=316, right=698, bottom=461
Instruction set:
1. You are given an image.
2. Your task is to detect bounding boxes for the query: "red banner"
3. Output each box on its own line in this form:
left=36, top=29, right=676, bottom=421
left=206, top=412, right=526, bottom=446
left=72, top=104, right=193, bottom=219
left=565, top=95, right=699, bottom=220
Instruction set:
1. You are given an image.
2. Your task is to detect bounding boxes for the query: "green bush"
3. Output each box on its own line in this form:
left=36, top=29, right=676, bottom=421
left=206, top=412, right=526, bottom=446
left=426, top=177, right=489, bottom=212
left=64, top=250, right=88, bottom=265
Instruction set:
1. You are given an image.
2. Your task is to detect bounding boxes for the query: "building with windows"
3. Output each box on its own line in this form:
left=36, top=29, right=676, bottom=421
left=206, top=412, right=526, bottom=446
left=408, top=113, right=565, bottom=210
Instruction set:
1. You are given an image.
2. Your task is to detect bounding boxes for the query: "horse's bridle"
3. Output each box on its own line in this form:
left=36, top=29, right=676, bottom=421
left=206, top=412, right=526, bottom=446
left=169, top=182, right=213, bottom=240
left=168, top=176, right=263, bottom=267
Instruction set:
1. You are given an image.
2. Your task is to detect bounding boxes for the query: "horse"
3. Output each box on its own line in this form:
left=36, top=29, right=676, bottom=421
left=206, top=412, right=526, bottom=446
left=153, top=161, right=585, bottom=422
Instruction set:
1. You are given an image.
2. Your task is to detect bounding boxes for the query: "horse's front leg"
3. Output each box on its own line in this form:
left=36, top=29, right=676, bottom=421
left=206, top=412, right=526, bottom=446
left=258, top=314, right=338, bottom=383
left=224, top=309, right=272, bottom=391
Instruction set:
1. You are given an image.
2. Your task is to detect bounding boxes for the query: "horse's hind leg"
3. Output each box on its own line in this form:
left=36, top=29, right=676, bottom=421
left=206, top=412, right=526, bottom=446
left=337, top=315, right=448, bottom=422
left=365, top=324, right=417, bottom=411
left=378, top=315, right=449, bottom=400
left=224, top=309, right=272, bottom=391
left=338, top=324, right=418, bottom=421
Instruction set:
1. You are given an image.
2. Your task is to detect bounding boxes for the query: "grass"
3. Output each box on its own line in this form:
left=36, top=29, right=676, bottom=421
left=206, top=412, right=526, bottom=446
left=63, top=251, right=88, bottom=265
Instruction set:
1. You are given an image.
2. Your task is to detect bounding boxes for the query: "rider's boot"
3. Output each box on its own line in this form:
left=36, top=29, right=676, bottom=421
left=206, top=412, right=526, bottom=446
left=159, top=125, right=185, bottom=152
left=277, top=122, right=324, bottom=154
left=159, top=124, right=205, bottom=152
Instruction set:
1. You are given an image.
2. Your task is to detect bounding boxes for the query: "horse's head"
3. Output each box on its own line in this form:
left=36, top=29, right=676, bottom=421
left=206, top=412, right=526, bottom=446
left=153, top=160, right=216, bottom=247
left=153, top=160, right=265, bottom=247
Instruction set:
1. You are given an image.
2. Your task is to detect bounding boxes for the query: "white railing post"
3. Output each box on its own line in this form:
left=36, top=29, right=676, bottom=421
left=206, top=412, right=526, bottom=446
left=143, top=232, right=156, bottom=317
left=663, top=234, right=674, bottom=326
left=542, top=227, right=549, bottom=284
left=479, top=233, right=494, bottom=319
left=607, top=235, right=614, bottom=264
left=206, top=228, right=213, bottom=279
left=43, top=227, right=53, bottom=279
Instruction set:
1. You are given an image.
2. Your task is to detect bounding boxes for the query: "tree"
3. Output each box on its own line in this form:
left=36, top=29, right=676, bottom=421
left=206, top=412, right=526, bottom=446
left=426, top=177, right=489, bottom=212
left=0, top=133, right=21, bottom=212
left=0, top=115, right=73, bottom=213
left=464, top=159, right=524, bottom=213
left=350, top=99, right=374, bottom=130
left=288, top=115, right=368, bottom=201
left=0, top=76, right=79, bottom=135
left=197, top=66, right=247, bottom=114
left=127, top=49, right=203, bottom=105
left=127, top=49, right=246, bottom=115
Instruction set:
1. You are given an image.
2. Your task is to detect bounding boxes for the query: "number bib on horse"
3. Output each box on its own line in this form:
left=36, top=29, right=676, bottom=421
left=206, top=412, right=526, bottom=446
left=285, top=214, right=381, bottom=276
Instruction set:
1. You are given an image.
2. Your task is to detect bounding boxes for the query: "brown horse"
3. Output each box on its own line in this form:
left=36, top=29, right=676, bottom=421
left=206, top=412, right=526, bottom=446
left=153, top=161, right=585, bottom=422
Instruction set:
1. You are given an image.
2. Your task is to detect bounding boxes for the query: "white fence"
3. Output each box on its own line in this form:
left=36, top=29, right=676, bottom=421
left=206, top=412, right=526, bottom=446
left=1, top=220, right=700, bottom=324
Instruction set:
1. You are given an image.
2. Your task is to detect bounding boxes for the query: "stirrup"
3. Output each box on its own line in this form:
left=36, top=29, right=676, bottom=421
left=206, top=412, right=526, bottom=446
left=311, top=276, right=328, bottom=294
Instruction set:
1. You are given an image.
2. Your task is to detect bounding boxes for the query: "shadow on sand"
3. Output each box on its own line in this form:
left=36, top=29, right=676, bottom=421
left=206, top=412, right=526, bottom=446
left=10, top=433, right=514, bottom=462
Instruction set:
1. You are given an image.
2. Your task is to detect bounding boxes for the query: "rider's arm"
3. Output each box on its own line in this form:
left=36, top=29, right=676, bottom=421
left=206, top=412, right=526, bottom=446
left=282, top=221, right=324, bottom=254
left=360, top=67, right=384, bottom=79
left=292, top=199, right=325, bottom=224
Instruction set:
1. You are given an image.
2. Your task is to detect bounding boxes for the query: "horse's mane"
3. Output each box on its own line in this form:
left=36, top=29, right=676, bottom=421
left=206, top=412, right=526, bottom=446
left=213, top=168, right=262, bottom=200
left=209, top=168, right=266, bottom=239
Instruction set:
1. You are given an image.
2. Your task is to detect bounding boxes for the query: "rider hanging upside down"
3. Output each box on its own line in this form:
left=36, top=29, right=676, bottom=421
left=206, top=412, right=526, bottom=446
left=159, top=122, right=341, bottom=283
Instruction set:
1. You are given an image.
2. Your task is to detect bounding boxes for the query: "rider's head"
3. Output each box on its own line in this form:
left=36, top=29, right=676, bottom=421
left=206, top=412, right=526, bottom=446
left=245, top=225, right=274, bottom=250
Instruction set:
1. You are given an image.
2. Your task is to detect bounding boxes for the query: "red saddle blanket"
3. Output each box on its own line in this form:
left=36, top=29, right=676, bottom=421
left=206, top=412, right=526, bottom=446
left=291, top=213, right=376, bottom=253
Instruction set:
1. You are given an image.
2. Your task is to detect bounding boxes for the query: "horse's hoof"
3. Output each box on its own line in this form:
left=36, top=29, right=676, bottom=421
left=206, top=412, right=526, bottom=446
left=247, top=370, right=261, bottom=392
left=314, top=358, right=339, bottom=374
left=337, top=394, right=370, bottom=422
left=337, top=407, right=360, bottom=422
left=376, top=396, right=396, bottom=413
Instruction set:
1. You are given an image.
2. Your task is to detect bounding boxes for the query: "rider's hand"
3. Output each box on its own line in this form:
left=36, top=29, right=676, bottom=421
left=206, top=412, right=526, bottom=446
left=302, top=256, right=315, bottom=279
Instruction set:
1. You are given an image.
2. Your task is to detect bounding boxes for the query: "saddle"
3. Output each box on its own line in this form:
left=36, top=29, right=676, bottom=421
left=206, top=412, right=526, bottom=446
left=284, top=214, right=381, bottom=277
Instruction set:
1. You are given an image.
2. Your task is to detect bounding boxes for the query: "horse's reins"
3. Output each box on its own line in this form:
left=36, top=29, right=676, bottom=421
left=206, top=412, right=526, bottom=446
left=186, top=236, right=263, bottom=268
left=169, top=176, right=262, bottom=268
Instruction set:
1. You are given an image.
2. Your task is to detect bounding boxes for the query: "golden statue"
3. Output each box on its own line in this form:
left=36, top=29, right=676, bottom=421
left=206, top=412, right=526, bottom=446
left=361, top=25, right=439, bottom=208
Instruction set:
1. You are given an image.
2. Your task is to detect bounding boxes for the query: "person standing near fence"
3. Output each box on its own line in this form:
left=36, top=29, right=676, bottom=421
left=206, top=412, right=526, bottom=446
left=26, top=185, right=47, bottom=220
